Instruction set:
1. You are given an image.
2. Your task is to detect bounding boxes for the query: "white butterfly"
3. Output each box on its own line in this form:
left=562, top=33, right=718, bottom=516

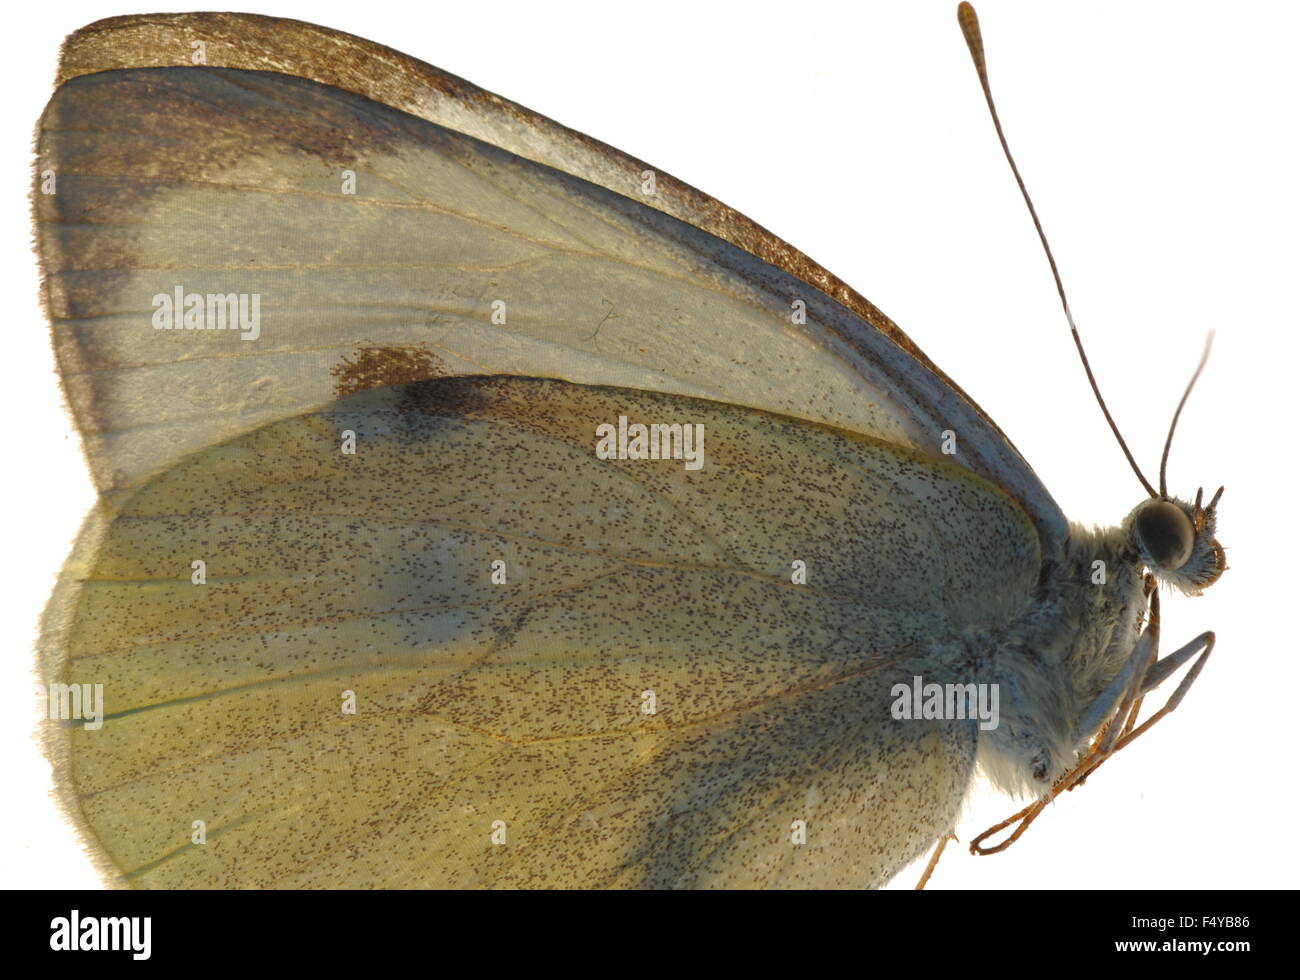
left=17, top=3, right=1284, bottom=890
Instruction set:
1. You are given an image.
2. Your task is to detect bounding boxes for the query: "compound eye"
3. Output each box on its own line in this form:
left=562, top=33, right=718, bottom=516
left=1135, top=500, right=1195, bottom=571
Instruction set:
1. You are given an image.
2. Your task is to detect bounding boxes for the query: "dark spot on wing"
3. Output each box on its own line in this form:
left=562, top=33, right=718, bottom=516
left=393, top=376, right=492, bottom=419
left=331, top=343, right=446, bottom=397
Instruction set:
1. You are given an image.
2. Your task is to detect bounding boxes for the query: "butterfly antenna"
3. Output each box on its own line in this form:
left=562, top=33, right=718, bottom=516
left=956, top=3, right=1158, bottom=498
left=1158, top=332, right=1214, bottom=498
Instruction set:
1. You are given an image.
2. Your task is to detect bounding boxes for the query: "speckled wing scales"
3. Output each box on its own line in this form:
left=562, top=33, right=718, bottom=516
left=43, top=378, right=1038, bottom=887
left=36, top=19, right=1065, bottom=547
left=50, top=11, right=1021, bottom=466
left=35, top=14, right=1055, bottom=888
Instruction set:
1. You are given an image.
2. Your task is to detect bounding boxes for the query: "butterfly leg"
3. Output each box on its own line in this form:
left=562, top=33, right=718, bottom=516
left=913, top=833, right=958, bottom=890
left=1077, top=621, right=1158, bottom=757
left=1083, top=628, right=1215, bottom=773
left=972, top=614, right=1215, bottom=856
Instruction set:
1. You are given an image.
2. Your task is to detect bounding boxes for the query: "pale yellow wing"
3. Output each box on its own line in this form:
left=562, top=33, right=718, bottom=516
left=50, top=11, right=1006, bottom=451
left=35, top=35, right=1066, bottom=549
left=41, top=379, right=1039, bottom=887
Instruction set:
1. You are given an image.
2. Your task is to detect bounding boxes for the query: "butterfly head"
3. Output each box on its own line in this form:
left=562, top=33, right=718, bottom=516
left=1126, top=487, right=1226, bottom=595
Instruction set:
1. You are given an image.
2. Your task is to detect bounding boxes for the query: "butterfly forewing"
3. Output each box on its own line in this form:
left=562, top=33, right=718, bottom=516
left=36, top=46, right=1065, bottom=547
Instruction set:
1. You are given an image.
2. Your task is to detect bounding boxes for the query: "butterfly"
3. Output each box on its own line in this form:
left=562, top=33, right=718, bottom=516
left=31, top=4, right=1226, bottom=888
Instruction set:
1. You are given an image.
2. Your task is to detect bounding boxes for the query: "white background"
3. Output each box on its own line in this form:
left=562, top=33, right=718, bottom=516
left=1, top=0, right=1295, bottom=890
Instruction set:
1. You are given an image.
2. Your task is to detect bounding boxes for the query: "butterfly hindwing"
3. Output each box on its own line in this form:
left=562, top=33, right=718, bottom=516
left=44, top=377, right=1038, bottom=886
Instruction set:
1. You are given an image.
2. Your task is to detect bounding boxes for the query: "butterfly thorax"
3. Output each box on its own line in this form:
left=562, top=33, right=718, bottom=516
left=972, top=522, right=1148, bottom=798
